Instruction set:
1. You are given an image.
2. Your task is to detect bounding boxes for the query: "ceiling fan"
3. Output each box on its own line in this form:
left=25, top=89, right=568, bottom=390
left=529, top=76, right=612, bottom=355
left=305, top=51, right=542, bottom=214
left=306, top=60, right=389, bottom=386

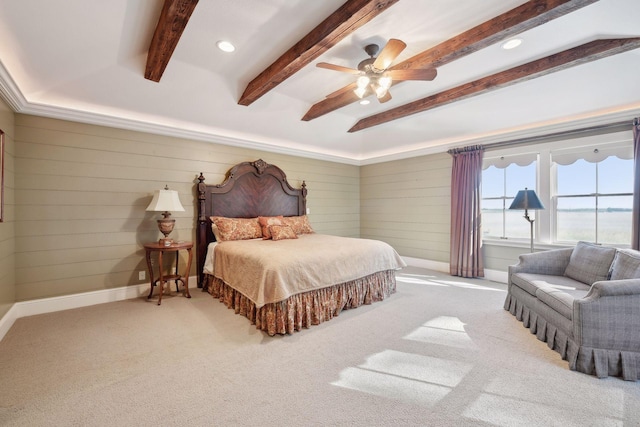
left=316, top=39, right=437, bottom=103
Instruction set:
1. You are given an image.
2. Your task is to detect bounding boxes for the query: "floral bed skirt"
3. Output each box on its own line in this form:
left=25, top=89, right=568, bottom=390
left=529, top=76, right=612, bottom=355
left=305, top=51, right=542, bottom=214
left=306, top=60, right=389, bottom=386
left=205, top=270, right=397, bottom=336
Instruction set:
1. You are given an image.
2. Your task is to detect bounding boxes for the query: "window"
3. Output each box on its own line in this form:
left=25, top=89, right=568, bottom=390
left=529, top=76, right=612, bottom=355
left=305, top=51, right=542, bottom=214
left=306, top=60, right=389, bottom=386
left=554, top=152, right=633, bottom=245
left=482, top=130, right=634, bottom=247
left=481, top=156, right=536, bottom=239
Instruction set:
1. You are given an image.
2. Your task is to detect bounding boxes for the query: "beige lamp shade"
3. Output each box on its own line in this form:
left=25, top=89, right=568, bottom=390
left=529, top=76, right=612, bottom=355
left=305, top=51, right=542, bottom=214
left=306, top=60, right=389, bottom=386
left=146, top=186, right=185, bottom=245
left=146, top=187, right=185, bottom=213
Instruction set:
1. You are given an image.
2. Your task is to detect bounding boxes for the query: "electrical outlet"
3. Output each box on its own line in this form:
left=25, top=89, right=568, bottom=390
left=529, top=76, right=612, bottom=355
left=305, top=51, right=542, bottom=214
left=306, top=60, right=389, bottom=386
left=306, top=208, right=310, bottom=214
left=138, top=271, right=146, bottom=281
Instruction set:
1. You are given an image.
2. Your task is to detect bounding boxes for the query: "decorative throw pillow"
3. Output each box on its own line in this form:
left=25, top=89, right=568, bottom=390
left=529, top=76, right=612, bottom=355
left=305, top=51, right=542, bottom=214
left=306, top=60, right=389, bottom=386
left=609, top=249, right=640, bottom=280
left=282, top=215, right=314, bottom=235
left=211, top=223, right=223, bottom=242
left=269, top=224, right=298, bottom=241
left=564, top=241, right=617, bottom=285
left=210, top=216, right=262, bottom=241
left=258, top=215, right=284, bottom=239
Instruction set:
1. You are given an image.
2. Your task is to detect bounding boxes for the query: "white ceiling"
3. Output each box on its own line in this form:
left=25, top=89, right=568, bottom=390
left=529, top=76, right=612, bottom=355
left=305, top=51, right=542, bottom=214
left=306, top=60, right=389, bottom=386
left=0, top=0, right=638, bottom=165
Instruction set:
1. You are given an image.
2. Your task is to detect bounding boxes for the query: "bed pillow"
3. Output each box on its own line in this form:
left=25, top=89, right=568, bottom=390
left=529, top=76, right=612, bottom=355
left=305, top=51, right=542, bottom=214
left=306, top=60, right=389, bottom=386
left=210, top=216, right=262, bottom=241
left=564, top=241, right=617, bottom=285
left=269, top=224, right=298, bottom=241
left=282, top=215, right=314, bottom=235
left=258, top=216, right=284, bottom=239
left=609, top=249, right=640, bottom=280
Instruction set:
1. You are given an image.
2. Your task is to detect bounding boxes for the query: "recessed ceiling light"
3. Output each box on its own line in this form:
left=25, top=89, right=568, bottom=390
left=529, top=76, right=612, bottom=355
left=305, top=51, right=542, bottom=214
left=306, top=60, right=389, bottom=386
left=216, top=40, right=235, bottom=53
left=360, top=99, right=370, bottom=105
left=501, top=38, right=522, bottom=50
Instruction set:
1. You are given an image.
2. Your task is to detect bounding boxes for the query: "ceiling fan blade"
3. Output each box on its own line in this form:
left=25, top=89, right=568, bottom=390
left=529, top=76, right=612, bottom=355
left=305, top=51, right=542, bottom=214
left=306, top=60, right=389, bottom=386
left=385, top=68, right=437, bottom=81
left=373, top=39, right=406, bottom=70
left=326, top=82, right=358, bottom=98
left=316, top=62, right=361, bottom=75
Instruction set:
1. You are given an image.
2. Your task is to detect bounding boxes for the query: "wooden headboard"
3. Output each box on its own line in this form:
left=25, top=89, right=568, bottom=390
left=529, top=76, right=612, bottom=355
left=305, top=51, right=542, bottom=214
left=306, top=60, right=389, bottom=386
left=195, top=159, right=307, bottom=287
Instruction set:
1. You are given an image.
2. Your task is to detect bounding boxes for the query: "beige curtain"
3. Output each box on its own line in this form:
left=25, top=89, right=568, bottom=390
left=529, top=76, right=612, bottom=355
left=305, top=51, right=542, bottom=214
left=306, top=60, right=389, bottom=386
left=632, top=118, right=640, bottom=250
left=449, top=145, right=484, bottom=278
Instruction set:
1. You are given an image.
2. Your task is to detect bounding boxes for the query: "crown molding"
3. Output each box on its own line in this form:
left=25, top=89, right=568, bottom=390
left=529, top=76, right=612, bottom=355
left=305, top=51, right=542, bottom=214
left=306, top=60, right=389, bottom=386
left=0, top=61, right=361, bottom=166
left=359, top=106, right=640, bottom=165
left=0, top=60, right=636, bottom=167
left=20, top=101, right=361, bottom=165
left=0, top=59, right=26, bottom=112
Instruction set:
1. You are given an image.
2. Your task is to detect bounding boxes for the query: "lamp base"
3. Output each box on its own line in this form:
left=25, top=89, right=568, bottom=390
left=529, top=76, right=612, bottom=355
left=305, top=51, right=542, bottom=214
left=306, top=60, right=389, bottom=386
left=157, top=215, right=175, bottom=247
left=158, top=238, right=174, bottom=247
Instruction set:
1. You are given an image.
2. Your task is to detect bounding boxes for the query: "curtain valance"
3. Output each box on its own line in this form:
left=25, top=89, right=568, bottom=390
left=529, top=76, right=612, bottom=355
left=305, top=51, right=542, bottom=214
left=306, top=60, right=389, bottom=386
left=483, top=153, right=537, bottom=170
left=552, top=141, right=632, bottom=165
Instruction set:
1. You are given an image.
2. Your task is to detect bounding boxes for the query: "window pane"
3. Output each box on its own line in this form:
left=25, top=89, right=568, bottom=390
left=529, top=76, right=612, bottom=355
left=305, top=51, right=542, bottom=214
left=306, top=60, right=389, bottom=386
left=557, top=160, right=595, bottom=195
left=598, top=156, right=633, bottom=193
left=505, top=162, right=536, bottom=196
left=556, top=196, right=595, bottom=242
left=598, top=195, right=632, bottom=245
left=506, top=209, right=533, bottom=239
left=482, top=199, right=504, bottom=238
left=482, top=162, right=536, bottom=240
left=482, top=166, right=504, bottom=198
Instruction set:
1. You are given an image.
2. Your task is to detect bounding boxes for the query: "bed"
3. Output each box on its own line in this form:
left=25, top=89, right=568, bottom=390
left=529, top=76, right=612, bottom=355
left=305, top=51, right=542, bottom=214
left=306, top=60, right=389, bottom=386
left=196, top=159, right=405, bottom=335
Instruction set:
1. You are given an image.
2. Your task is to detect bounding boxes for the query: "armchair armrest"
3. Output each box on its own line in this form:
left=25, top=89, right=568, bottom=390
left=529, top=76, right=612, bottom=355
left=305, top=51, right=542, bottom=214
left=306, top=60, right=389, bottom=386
left=573, top=279, right=640, bottom=350
left=508, top=248, right=574, bottom=284
left=585, top=279, right=640, bottom=297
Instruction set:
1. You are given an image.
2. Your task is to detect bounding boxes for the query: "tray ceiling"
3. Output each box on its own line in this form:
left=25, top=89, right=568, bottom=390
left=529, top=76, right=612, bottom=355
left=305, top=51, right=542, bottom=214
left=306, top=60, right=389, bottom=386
left=0, top=0, right=638, bottom=164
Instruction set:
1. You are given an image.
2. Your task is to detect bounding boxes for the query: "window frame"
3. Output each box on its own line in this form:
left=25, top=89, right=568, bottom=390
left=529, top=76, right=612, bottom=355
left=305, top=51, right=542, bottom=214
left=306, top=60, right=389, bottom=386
left=482, top=130, right=633, bottom=248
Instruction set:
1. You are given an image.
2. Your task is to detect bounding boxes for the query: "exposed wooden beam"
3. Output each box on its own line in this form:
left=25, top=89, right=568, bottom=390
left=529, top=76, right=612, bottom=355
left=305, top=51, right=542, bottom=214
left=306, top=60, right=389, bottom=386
left=301, top=0, right=599, bottom=121
left=145, top=0, right=199, bottom=82
left=348, top=38, right=640, bottom=133
left=238, top=0, right=400, bottom=106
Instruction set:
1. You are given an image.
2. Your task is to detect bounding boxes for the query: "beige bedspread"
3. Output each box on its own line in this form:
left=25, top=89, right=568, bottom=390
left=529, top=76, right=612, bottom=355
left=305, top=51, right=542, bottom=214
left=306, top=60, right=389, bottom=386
left=213, top=233, right=406, bottom=308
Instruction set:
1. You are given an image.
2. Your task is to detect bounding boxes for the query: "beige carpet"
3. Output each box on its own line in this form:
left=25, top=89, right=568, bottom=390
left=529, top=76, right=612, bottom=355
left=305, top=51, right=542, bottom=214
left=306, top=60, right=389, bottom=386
left=1, top=266, right=639, bottom=426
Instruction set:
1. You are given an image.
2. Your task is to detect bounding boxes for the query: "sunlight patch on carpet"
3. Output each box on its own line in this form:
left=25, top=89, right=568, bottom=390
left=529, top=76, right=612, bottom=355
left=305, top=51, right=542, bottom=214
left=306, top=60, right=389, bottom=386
left=396, top=274, right=503, bottom=292
left=403, top=316, right=477, bottom=349
left=332, top=350, right=472, bottom=407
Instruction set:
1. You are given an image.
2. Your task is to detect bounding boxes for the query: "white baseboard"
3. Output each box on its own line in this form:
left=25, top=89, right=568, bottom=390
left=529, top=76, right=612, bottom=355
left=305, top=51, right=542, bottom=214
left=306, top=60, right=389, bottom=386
left=0, top=277, right=198, bottom=342
left=0, top=260, right=508, bottom=343
left=402, top=256, right=508, bottom=284
left=402, top=256, right=450, bottom=273
left=0, top=303, right=19, bottom=343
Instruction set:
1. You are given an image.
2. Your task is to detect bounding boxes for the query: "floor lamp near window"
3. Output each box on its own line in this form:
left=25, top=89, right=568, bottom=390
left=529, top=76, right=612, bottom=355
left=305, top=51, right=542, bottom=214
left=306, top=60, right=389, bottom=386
left=509, top=188, right=544, bottom=252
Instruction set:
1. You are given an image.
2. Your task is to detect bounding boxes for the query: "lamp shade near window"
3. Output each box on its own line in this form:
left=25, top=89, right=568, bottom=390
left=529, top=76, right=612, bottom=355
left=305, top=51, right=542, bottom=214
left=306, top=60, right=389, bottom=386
left=146, top=185, right=185, bottom=245
left=509, top=188, right=544, bottom=252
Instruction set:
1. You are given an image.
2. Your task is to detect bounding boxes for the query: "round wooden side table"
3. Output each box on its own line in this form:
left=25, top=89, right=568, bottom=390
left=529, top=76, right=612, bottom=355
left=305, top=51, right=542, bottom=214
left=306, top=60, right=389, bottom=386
left=144, top=241, right=193, bottom=305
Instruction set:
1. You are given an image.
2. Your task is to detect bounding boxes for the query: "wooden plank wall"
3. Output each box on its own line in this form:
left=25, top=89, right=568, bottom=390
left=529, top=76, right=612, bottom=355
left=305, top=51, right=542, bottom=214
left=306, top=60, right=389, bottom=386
left=360, top=153, right=452, bottom=264
left=13, top=115, right=359, bottom=301
left=0, top=98, right=15, bottom=317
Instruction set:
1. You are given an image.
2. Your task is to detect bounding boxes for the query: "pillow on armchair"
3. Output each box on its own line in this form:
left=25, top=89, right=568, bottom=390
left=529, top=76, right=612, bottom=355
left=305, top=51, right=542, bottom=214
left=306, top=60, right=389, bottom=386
left=609, top=249, right=640, bottom=280
left=564, top=241, right=617, bottom=285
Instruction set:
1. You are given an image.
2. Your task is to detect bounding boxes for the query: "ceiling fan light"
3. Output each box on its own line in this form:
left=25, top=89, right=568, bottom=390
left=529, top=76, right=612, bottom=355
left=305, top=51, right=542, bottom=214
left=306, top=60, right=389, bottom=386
left=356, top=76, right=370, bottom=88
left=378, top=76, right=392, bottom=89
left=354, top=87, right=367, bottom=98
left=374, top=85, right=388, bottom=99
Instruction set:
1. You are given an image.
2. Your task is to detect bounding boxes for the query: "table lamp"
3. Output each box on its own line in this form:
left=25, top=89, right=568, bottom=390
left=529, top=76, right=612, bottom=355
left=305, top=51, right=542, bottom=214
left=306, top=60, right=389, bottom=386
left=146, top=185, right=185, bottom=246
left=509, top=187, right=545, bottom=252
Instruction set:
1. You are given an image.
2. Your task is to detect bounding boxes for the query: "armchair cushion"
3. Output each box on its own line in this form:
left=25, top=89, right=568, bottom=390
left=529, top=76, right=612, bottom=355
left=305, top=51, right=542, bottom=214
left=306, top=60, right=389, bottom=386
left=564, top=241, right=617, bottom=285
